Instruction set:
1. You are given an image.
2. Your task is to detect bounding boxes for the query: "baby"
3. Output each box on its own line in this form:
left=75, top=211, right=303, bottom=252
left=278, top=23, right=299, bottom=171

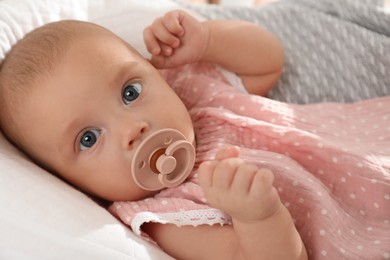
left=0, top=10, right=306, bottom=260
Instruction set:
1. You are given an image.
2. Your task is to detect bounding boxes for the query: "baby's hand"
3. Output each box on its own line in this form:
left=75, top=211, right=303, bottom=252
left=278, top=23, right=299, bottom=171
left=143, top=10, right=209, bottom=69
left=198, top=147, right=281, bottom=222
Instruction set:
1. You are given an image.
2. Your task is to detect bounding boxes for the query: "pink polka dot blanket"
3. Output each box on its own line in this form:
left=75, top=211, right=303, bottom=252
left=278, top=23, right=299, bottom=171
left=109, top=64, right=390, bottom=259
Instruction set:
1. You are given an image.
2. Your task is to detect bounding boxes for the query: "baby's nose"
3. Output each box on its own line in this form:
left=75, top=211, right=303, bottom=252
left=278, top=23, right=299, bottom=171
left=125, top=123, right=149, bottom=149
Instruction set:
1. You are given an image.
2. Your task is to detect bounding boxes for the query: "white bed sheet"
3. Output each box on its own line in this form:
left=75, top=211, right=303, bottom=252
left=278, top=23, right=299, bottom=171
left=1, top=130, right=172, bottom=259
left=0, top=0, right=203, bottom=259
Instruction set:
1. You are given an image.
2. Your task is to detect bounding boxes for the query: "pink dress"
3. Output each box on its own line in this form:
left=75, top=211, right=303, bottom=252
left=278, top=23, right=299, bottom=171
left=109, top=63, right=390, bottom=259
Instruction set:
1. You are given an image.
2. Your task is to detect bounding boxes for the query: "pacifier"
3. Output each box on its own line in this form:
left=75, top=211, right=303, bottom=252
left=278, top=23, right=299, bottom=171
left=131, top=128, right=195, bottom=191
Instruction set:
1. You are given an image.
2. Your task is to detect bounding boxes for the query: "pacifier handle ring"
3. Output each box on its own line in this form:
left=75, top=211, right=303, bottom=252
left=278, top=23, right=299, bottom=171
left=157, top=140, right=195, bottom=188
left=131, top=128, right=195, bottom=191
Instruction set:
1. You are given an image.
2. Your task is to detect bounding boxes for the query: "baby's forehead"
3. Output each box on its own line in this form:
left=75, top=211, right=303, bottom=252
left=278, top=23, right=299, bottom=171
left=0, top=22, right=106, bottom=136
left=5, top=20, right=108, bottom=77
left=8, top=20, right=126, bottom=90
left=19, top=20, right=117, bottom=61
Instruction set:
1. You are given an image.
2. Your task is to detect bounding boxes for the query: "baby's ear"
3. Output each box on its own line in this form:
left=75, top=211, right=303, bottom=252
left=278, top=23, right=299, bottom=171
left=215, top=146, right=240, bottom=161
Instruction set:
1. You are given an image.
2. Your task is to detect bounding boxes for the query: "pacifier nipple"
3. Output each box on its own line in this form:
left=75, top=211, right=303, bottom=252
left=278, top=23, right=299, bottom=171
left=131, top=129, right=195, bottom=191
left=156, top=154, right=176, bottom=174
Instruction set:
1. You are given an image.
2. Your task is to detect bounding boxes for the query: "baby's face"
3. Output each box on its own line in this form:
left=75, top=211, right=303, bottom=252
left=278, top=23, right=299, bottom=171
left=18, top=29, right=194, bottom=201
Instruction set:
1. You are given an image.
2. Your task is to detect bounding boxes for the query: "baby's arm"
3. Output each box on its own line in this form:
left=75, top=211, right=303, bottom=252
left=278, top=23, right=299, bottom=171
left=143, top=10, right=284, bottom=96
left=198, top=147, right=307, bottom=259
left=143, top=147, right=307, bottom=259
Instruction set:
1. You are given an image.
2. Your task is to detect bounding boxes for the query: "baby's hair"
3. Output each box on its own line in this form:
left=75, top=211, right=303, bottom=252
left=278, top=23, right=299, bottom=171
left=0, top=20, right=117, bottom=152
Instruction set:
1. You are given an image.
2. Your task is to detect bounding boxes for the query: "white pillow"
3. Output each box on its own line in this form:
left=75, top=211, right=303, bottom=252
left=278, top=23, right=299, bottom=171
left=0, top=0, right=203, bottom=259
left=0, top=0, right=204, bottom=60
left=0, top=131, right=172, bottom=259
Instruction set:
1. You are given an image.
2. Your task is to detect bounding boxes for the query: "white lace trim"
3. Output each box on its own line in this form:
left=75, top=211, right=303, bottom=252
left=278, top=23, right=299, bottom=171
left=131, top=209, right=232, bottom=236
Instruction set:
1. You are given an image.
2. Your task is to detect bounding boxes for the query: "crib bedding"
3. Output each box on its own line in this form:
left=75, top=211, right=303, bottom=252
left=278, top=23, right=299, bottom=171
left=0, top=0, right=389, bottom=259
left=180, top=0, right=390, bottom=104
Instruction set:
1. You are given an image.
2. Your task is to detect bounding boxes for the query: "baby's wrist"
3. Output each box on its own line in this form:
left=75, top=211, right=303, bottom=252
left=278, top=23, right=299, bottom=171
left=198, top=21, right=213, bottom=63
left=234, top=199, right=283, bottom=225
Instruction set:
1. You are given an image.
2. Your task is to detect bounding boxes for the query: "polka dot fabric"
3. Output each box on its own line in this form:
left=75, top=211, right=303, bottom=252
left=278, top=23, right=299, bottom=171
left=110, top=64, right=390, bottom=259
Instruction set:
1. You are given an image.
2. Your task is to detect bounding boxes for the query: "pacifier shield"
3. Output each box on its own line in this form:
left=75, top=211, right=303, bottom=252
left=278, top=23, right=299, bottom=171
left=131, top=129, right=195, bottom=191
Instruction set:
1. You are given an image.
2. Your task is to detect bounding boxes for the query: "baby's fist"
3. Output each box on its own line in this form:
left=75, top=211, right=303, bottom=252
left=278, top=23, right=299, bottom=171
left=143, top=10, right=209, bottom=69
left=198, top=148, right=281, bottom=222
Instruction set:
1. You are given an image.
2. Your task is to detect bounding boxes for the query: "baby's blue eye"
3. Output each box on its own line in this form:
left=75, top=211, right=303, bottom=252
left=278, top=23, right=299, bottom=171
left=79, top=129, right=100, bottom=151
left=122, top=82, right=142, bottom=104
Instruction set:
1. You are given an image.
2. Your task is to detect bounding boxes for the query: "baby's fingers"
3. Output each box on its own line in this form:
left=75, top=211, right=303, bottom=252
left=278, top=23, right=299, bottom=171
left=143, top=26, right=161, bottom=55
left=250, top=169, right=281, bottom=219
left=151, top=23, right=180, bottom=47
left=250, top=168, right=275, bottom=198
left=161, top=11, right=185, bottom=37
left=215, top=146, right=240, bottom=161
left=197, top=161, right=218, bottom=188
left=150, top=13, right=183, bottom=47
left=144, top=19, right=181, bottom=56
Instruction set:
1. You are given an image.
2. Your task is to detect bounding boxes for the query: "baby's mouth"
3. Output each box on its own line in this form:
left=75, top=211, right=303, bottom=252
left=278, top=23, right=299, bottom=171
left=131, top=128, right=195, bottom=191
